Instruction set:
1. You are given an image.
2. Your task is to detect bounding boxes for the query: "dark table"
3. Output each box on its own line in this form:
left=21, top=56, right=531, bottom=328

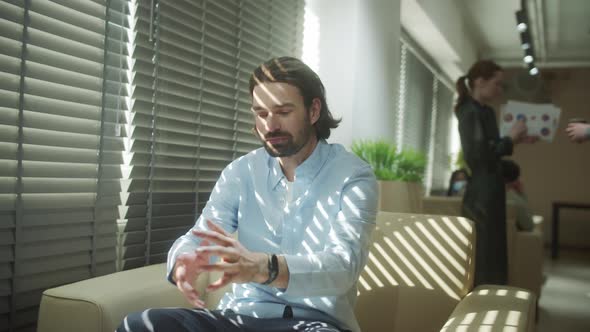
left=552, top=201, right=590, bottom=259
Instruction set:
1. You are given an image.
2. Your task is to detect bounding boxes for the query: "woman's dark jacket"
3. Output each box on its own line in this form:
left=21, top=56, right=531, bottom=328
left=456, top=97, right=513, bottom=286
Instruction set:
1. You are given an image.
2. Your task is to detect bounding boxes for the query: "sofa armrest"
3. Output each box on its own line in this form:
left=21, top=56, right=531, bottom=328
left=441, top=285, right=536, bottom=332
left=356, top=285, right=460, bottom=332
left=509, top=230, right=544, bottom=297
left=37, top=263, right=209, bottom=332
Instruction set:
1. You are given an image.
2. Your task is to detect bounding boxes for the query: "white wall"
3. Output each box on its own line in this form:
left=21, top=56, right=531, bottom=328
left=305, top=0, right=402, bottom=149
left=304, top=0, right=479, bottom=149
left=401, top=0, right=478, bottom=81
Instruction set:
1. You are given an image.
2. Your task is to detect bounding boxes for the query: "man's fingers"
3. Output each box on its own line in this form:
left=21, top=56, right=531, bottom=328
left=190, top=298, right=206, bottom=308
left=176, top=279, right=205, bottom=307
left=206, top=274, right=234, bottom=292
left=197, top=246, right=239, bottom=260
left=174, top=264, right=189, bottom=283
left=186, top=291, right=205, bottom=308
left=176, top=277, right=196, bottom=294
left=177, top=280, right=197, bottom=300
left=192, top=229, right=234, bottom=247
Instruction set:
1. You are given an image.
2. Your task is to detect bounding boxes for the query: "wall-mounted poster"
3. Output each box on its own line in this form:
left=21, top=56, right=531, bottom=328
left=500, top=100, right=561, bottom=142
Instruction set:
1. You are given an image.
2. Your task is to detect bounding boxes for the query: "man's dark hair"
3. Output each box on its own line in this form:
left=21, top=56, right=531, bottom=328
left=501, top=159, right=520, bottom=183
left=249, top=56, right=341, bottom=140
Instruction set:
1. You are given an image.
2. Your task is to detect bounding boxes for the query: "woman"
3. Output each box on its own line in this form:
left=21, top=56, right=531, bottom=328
left=455, top=60, right=533, bottom=286
left=447, top=168, right=469, bottom=197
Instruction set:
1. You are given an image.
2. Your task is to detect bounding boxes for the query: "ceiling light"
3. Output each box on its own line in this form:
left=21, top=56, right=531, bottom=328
left=519, top=31, right=532, bottom=50
left=516, top=10, right=536, bottom=72
left=515, top=10, right=528, bottom=32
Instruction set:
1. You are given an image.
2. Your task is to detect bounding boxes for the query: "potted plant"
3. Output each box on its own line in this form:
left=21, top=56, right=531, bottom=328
left=352, top=140, right=426, bottom=213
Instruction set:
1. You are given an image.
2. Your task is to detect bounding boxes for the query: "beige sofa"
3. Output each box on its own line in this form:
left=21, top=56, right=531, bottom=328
left=421, top=196, right=544, bottom=299
left=38, top=212, right=536, bottom=332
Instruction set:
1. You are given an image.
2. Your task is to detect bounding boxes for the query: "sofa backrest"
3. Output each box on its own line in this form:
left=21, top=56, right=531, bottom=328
left=355, top=211, right=476, bottom=332
left=421, top=196, right=518, bottom=261
left=421, top=196, right=463, bottom=216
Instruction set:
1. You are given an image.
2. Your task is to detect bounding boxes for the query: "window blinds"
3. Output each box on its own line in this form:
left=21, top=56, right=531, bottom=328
left=431, top=84, right=454, bottom=193
left=0, top=0, right=304, bottom=330
left=398, top=42, right=435, bottom=153
left=0, top=0, right=127, bottom=330
left=118, top=0, right=304, bottom=270
left=396, top=37, right=455, bottom=195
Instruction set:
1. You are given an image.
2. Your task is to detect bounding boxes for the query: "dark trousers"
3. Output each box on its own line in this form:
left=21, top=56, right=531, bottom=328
left=462, top=203, right=508, bottom=286
left=117, top=306, right=349, bottom=332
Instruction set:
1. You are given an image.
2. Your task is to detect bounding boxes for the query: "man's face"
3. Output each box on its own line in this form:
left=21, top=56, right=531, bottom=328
left=251, top=82, right=318, bottom=157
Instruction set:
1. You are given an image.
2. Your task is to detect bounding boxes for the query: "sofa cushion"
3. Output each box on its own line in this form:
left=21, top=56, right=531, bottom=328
left=441, top=285, right=536, bottom=332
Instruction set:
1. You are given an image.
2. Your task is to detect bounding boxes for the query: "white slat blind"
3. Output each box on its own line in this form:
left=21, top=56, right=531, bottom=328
left=431, top=82, right=454, bottom=193
left=399, top=42, right=435, bottom=153
left=118, top=0, right=304, bottom=270
left=0, top=0, right=305, bottom=328
left=396, top=36, right=455, bottom=195
left=0, top=1, right=23, bottom=329
left=0, top=0, right=127, bottom=330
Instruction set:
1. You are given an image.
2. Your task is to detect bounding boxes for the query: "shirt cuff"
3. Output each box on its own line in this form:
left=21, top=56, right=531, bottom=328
left=283, top=254, right=309, bottom=296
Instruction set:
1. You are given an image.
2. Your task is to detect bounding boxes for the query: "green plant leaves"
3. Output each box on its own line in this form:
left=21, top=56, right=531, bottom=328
left=351, top=140, right=426, bottom=182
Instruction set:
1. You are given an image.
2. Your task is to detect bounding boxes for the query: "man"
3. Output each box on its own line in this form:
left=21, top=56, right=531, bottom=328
left=566, top=122, right=590, bottom=143
left=117, top=57, right=378, bottom=332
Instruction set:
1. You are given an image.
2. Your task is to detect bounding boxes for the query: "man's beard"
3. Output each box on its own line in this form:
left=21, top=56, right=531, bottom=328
left=256, top=124, right=314, bottom=157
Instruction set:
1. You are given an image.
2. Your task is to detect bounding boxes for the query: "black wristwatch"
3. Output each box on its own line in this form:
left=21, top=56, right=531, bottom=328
left=262, top=254, right=279, bottom=285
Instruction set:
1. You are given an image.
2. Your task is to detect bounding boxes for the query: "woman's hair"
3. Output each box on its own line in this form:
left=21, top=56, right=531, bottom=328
left=249, top=56, right=341, bottom=140
left=454, top=60, right=502, bottom=112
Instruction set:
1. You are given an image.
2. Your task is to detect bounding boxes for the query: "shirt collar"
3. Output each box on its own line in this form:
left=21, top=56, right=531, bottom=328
left=268, top=139, right=329, bottom=190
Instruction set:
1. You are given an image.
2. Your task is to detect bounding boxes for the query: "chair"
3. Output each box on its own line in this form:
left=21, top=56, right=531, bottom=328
left=421, top=196, right=544, bottom=298
left=355, top=211, right=536, bottom=331
left=38, top=211, right=537, bottom=332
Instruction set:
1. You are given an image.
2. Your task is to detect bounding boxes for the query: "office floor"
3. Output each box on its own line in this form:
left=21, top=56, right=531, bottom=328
left=537, top=248, right=590, bottom=332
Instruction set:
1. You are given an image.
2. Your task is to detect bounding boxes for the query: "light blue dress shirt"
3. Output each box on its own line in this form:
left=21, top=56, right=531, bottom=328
left=167, top=140, right=378, bottom=332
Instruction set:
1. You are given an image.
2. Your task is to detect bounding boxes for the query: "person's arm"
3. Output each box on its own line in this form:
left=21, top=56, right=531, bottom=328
left=493, top=135, right=514, bottom=157
left=281, top=165, right=378, bottom=297
left=166, top=162, right=241, bottom=284
left=458, top=106, right=513, bottom=171
left=566, top=123, right=590, bottom=143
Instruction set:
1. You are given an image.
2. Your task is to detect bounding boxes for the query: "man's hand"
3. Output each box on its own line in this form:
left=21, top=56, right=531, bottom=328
left=173, top=239, right=212, bottom=308
left=566, top=123, right=590, bottom=143
left=193, top=220, right=268, bottom=292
